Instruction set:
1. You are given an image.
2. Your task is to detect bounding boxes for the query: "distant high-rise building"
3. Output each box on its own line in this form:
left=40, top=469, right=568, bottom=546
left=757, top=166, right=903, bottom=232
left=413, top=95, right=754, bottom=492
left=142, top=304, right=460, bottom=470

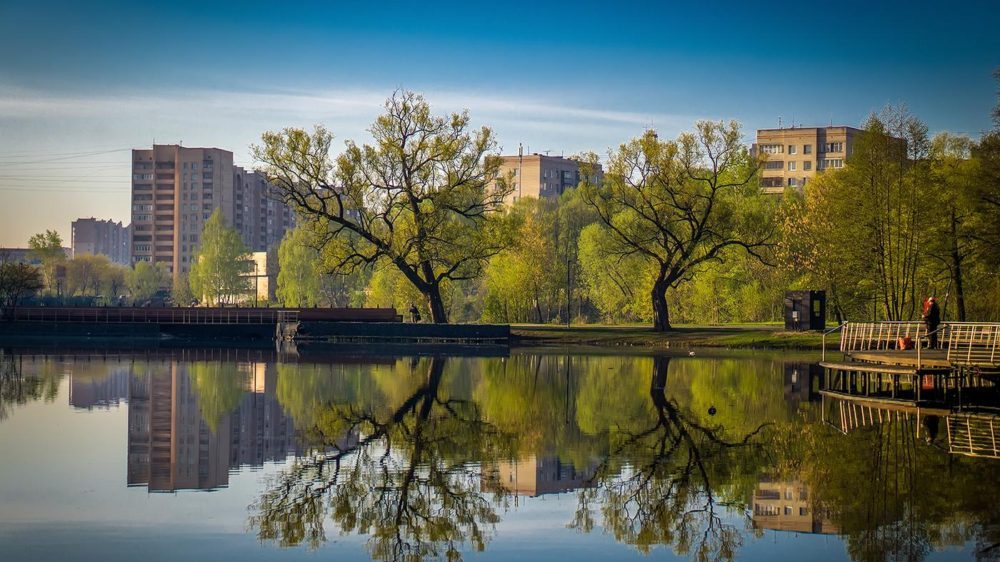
left=232, top=166, right=295, bottom=253
left=496, top=152, right=603, bottom=205
left=752, top=126, right=864, bottom=194
left=71, top=218, right=131, bottom=264
left=130, top=145, right=295, bottom=283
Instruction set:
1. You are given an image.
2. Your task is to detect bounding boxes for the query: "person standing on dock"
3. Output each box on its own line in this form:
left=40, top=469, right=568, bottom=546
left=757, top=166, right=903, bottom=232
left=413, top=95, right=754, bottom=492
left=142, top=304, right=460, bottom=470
left=923, top=297, right=941, bottom=348
left=409, top=304, right=421, bottom=323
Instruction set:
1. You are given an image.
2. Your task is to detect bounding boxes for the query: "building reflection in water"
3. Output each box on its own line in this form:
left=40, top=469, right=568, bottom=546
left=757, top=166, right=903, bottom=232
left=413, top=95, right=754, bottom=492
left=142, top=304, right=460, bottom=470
left=821, top=393, right=1000, bottom=460
left=483, top=455, right=597, bottom=497
left=752, top=477, right=838, bottom=534
left=127, top=361, right=300, bottom=492
left=69, top=368, right=129, bottom=410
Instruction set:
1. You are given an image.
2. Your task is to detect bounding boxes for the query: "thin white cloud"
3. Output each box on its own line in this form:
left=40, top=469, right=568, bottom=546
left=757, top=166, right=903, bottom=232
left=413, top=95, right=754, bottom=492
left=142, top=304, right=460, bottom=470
left=0, top=85, right=697, bottom=137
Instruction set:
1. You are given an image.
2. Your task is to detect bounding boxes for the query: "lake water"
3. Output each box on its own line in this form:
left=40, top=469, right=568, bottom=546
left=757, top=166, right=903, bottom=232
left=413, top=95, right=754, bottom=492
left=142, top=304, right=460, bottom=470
left=1, top=347, right=997, bottom=562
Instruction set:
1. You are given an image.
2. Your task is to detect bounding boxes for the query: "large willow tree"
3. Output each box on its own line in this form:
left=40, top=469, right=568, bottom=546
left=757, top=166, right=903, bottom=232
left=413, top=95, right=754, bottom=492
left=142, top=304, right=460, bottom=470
left=580, top=122, right=773, bottom=331
left=253, top=91, right=514, bottom=323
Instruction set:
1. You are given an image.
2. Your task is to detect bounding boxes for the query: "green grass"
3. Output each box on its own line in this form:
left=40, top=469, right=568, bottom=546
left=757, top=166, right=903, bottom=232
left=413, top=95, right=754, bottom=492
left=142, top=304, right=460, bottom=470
left=511, top=323, right=825, bottom=350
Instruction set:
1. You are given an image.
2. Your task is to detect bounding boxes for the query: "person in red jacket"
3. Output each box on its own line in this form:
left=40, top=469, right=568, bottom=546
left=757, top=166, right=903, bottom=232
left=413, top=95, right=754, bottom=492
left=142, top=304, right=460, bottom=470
left=922, top=297, right=941, bottom=348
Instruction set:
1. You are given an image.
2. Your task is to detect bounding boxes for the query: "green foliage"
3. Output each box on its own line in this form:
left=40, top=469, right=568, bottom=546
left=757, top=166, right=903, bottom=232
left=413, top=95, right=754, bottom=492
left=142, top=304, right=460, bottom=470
left=481, top=198, right=560, bottom=323
left=65, top=254, right=109, bottom=296
left=189, top=361, right=247, bottom=432
left=27, top=229, right=65, bottom=294
left=276, top=224, right=368, bottom=307
left=127, top=261, right=169, bottom=302
left=254, top=91, right=516, bottom=323
left=580, top=122, right=774, bottom=331
left=0, top=254, right=43, bottom=320
left=172, top=275, right=195, bottom=307
left=578, top=222, right=654, bottom=322
left=189, top=209, right=252, bottom=305
left=782, top=106, right=1000, bottom=322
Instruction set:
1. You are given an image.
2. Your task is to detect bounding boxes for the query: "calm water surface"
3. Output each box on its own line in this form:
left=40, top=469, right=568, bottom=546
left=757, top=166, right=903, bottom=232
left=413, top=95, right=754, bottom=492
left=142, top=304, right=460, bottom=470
left=1, top=348, right=997, bottom=562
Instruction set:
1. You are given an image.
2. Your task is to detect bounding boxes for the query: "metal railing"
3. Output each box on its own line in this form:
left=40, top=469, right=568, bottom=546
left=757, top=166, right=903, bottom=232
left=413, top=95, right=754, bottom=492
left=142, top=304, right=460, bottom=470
left=826, top=321, right=1000, bottom=368
left=840, top=321, right=926, bottom=353
left=15, top=307, right=278, bottom=325
left=821, top=322, right=846, bottom=361
left=945, top=322, right=1000, bottom=366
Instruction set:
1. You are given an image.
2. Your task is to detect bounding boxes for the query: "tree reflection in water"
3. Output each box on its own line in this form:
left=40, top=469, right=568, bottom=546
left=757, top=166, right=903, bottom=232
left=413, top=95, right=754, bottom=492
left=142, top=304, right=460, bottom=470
left=0, top=349, right=60, bottom=421
left=572, top=356, right=769, bottom=562
left=250, top=357, right=515, bottom=561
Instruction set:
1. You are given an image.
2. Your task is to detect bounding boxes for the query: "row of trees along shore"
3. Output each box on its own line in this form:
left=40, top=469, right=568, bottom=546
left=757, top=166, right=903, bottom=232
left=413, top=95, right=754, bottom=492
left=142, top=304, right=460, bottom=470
left=5, top=76, right=999, bottom=328
left=261, top=83, right=1000, bottom=329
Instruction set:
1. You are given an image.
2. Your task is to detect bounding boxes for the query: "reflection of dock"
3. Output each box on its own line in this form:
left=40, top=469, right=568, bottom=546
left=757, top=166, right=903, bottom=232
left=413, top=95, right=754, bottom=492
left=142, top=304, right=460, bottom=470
left=947, top=413, right=1000, bottom=459
left=483, top=455, right=596, bottom=497
left=821, top=393, right=1000, bottom=460
left=752, top=478, right=838, bottom=534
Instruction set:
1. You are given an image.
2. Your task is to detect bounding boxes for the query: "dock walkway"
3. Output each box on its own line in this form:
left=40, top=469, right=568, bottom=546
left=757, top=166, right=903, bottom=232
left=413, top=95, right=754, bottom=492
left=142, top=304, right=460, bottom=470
left=819, top=321, right=1000, bottom=404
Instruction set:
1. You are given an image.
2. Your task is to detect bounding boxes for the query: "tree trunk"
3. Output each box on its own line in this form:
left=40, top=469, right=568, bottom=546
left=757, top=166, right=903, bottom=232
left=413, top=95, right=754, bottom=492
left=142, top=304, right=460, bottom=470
left=950, top=209, right=966, bottom=321
left=651, top=279, right=671, bottom=332
left=650, top=356, right=670, bottom=393
left=425, top=283, right=449, bottom=324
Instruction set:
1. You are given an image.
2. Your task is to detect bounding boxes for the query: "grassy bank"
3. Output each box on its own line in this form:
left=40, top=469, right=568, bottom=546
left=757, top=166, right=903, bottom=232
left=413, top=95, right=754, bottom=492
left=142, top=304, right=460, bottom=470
left=511, top=323, right=825, bottom=350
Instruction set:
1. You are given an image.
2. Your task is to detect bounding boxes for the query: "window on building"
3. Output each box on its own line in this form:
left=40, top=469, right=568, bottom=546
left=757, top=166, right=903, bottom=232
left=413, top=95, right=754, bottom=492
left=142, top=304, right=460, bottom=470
left=804, top=161, right=812, bottom=171
left=788, top=161, right=796, bottom=171
left=764, top=161, right=783, bottom=170
left=803, top=144, right=812, bottom=154
left=758, top=144, right=783, bottom=154
left=788, top=145, right=796, bottom=155
left=824, top=142, right=844, bottom=153
left=788, top=178, right=797, bottom=187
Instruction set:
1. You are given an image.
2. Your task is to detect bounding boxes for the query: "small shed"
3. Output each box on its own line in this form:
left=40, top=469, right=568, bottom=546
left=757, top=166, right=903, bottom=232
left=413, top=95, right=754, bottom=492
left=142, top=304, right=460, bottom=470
left=784, top=290, right=826, bottom=331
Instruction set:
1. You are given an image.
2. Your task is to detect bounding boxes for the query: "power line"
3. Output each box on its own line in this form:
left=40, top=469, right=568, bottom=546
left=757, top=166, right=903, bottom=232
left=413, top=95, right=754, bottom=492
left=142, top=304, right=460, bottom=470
left=0, top=148, right=130, bottom=165
left=0, top=145, right=133, bottom=158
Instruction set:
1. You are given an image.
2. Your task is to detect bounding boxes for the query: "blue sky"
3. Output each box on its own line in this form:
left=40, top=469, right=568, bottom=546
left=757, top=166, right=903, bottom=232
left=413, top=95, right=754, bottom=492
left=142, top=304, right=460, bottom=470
left=1, top=0, right=998, bottom=246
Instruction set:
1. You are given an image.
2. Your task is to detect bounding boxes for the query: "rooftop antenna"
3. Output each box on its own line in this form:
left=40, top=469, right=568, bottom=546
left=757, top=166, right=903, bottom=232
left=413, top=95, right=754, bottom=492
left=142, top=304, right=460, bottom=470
left=542, top=149, right=552, bottom=156
left=778, top=116, right=782, bottom=129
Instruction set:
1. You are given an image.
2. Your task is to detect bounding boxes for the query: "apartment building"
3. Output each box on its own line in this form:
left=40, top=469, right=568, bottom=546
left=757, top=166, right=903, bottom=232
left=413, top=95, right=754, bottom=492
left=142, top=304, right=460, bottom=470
left=752, top=126, right=863, bottom=194
left=130, top=145, right=294, bottom=283
left=232, top=166, right=295, bottom=253
left=71, top=218, right=131, bottom=264
left=497, top=152, right=602, bottom=204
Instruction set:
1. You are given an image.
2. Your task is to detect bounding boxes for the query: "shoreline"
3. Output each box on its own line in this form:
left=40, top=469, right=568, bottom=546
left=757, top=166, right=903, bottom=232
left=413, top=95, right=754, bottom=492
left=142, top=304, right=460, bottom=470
left=511, top=324, right=825, bottom=350
left=0, top=323, right=826, bottom=352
